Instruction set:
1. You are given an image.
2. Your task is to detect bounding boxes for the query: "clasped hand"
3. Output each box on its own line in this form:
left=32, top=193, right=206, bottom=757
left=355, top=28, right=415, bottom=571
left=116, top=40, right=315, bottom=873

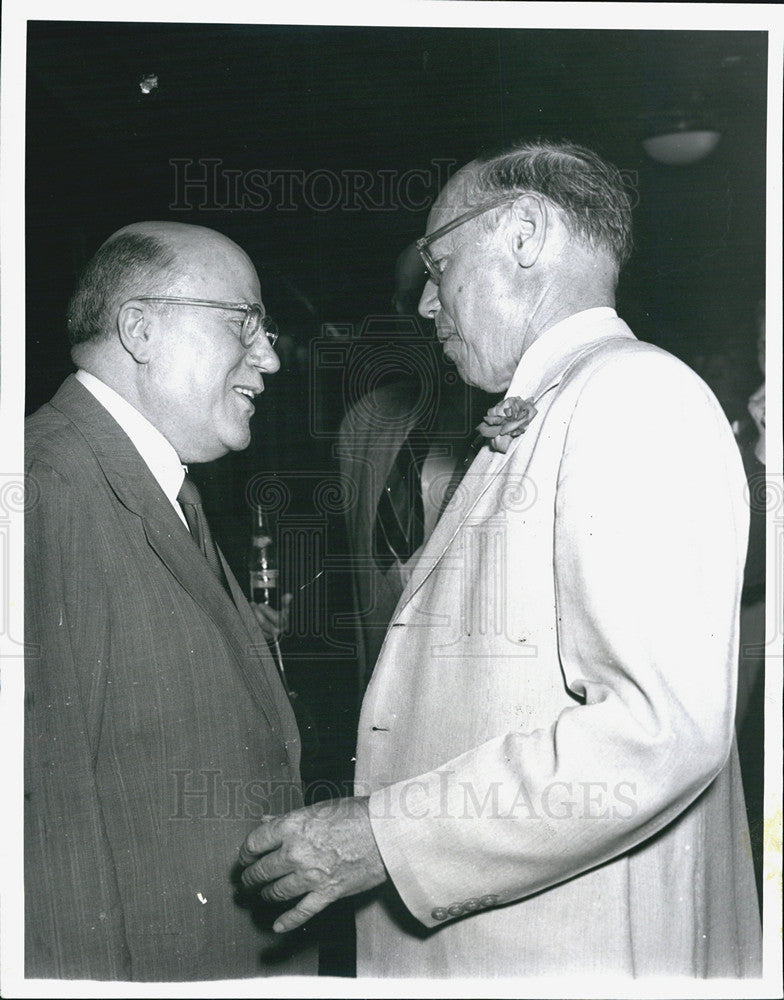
left=238, top=796, right=387, bottom=932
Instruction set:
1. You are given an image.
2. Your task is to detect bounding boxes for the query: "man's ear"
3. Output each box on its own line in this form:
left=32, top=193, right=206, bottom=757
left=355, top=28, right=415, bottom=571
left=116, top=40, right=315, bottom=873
left=509, top=194, right=548, bottom=269
left=117, top=301, right=154, bottom=363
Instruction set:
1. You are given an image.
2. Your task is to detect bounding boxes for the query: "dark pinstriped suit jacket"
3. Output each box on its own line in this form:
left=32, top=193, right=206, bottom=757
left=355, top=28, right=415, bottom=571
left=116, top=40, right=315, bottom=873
left=24, top=376, right=316, bottom=981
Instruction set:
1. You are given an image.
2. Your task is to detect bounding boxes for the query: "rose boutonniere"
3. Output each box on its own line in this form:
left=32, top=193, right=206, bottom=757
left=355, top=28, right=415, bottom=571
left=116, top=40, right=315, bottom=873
left=476, top=396, right=538, bottom=453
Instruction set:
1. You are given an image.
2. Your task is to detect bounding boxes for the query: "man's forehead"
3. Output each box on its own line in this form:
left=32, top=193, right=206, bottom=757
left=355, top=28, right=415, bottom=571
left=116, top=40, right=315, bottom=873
left=171, top=230, right=252, bottom=273
left=116, top=222, right=253, bottom=271
left=132, top=226, right=260, bottom=299
left=428, top=169, right=479, bottom=232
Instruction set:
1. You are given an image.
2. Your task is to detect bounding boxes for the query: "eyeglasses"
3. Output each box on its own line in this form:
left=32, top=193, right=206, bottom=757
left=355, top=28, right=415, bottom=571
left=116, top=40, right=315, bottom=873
left=416, top=195, right=516, bottom=285
left=130, top=296, right=279, bottom=348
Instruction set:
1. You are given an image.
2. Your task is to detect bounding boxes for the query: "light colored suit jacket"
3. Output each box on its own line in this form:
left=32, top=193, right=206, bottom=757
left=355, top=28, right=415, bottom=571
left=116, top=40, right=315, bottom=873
left=355, top=310, right=761, bottom=977
left=24, top=376, right=316, bottom=980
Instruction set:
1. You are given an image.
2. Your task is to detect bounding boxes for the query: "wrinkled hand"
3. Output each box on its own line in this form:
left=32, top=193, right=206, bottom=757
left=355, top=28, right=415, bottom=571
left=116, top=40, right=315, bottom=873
left=239, top=796, right=387, bottom=932
left=251, top=593, right=292, bottom=641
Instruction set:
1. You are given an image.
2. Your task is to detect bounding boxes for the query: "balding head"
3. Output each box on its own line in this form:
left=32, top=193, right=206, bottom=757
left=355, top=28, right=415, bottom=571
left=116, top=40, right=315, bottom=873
left=443, top=143, right=633, bottom=272
left=67, top=222, right=258, bottom=365
left=416, top=142, right=630, bottom=392
left=66, top=221, right=278, bottom=462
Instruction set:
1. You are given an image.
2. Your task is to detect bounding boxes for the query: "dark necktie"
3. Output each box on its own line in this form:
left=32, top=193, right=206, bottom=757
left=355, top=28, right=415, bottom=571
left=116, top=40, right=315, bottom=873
left=373, top=428, right=429, bottom=572
left=177, top=474, right=229, bottom=590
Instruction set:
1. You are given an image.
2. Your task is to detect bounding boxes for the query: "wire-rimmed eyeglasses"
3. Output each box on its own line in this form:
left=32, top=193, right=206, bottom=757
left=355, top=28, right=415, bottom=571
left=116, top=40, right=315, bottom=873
left=415, top=195, right=516, bottom=285
left=128, top=296, right=279, bottom=348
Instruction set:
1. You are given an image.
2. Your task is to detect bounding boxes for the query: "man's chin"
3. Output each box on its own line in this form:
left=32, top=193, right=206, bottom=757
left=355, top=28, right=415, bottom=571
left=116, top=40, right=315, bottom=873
left=183, top=430, right=251, bottom=464
left=226, top=427, right=252, bottom=454
left=442, top=345, right=473, bottom=386
left=451, top=359, right=501, bottom=395
left=440, top=336, right=461, bottom=364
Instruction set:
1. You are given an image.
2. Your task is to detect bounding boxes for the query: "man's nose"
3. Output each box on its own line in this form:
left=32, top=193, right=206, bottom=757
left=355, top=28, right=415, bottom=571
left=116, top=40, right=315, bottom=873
left=418, top=278, right=440, bottom=319
left=246, top=333, right=281, bottom=373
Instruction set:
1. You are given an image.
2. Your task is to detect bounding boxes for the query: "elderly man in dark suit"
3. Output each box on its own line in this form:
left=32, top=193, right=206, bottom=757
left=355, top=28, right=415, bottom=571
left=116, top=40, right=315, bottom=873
left=24, top=222, right=315, bottom=981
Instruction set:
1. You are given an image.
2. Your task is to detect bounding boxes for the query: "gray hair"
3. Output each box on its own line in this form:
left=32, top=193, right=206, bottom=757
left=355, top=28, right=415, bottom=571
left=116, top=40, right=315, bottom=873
left=471, top=140, right=633, bottom=271
left=66, top=231, right=177, bottom=347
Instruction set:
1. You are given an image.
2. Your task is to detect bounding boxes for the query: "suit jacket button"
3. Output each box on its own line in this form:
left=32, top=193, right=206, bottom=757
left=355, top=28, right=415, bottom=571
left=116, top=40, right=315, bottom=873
left=463, top=897, right=480, bottom=911
left=447, top=902, right=464, bottom=917
left=431, top=907, right=448, bottom=921
left=480, top=893, right=499, bottom=907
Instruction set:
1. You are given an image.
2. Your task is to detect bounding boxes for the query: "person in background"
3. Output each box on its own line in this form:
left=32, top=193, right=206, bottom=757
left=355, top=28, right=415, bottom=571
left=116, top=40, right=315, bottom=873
left=238, top=140, right=761, bottom=979
left=337, top=242, right=492, bottom=693
left=24, top=222, right=315, bottom=980
left=735, top=297, right=766, bottom=906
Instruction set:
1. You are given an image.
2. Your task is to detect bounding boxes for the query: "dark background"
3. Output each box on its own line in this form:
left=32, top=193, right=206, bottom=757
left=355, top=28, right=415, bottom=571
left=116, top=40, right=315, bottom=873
left=25, top=22, right=768, bottom=976
left=26, top=24, right=767, bottom=405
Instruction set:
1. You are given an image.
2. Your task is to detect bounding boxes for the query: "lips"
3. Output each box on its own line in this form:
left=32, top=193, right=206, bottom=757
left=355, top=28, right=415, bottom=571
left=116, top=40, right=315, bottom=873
left=233, top=384, right=262, bottom=410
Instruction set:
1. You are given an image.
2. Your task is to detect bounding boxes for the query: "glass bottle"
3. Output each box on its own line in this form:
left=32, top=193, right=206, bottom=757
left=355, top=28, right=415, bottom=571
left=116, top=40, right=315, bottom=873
left=248, top=505, right=280, bottom=610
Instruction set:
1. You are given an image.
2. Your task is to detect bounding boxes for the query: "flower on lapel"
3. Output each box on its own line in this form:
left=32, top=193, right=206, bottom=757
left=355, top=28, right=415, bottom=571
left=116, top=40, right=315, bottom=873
left=476, top=396, right=538, bottom=453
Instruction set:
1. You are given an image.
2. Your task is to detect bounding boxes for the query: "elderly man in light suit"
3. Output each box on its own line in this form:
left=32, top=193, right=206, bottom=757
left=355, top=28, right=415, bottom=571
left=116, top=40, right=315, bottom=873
left=240, top=141, right=762, bottom=978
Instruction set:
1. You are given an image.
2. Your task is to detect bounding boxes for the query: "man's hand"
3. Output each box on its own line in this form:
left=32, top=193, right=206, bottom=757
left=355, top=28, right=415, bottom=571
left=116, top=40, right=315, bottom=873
left=250, top=592, right=292, bottom=641
left=238, top=796, right=387, bottom=932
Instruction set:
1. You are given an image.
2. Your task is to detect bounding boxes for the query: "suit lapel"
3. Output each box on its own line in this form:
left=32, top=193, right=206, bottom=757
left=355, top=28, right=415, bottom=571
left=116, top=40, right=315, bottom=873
left=393, top=326, right=634, bottom=614
left=141, top=516, right=285, bottom=731
left=392, top=398, right=554, bottom=615
left=49, top=376, right=286, bottom=732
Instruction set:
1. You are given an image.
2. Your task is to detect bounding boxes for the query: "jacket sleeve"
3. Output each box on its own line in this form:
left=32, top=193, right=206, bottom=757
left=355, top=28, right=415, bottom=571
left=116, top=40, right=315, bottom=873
left=24, top=460, right=132, bottom=979
left=367, top=350, right=749, bottom=926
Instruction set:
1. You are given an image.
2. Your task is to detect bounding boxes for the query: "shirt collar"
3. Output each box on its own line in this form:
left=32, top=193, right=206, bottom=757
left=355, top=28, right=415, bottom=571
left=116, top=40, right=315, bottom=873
left=75, top=370, right=186, bottom=512
left=506, top=306, right=621, bottom=400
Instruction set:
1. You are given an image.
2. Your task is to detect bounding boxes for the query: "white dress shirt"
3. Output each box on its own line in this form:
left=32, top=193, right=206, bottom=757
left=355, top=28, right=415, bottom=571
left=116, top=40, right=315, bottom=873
left=75, top=369, right=188, bottom=525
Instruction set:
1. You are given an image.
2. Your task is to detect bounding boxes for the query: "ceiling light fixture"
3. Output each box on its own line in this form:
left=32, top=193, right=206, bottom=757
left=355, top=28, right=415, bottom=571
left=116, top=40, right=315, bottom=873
left=641, top=84, right=723, bottom=166
left=643, top=123, right=721, bottom=166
